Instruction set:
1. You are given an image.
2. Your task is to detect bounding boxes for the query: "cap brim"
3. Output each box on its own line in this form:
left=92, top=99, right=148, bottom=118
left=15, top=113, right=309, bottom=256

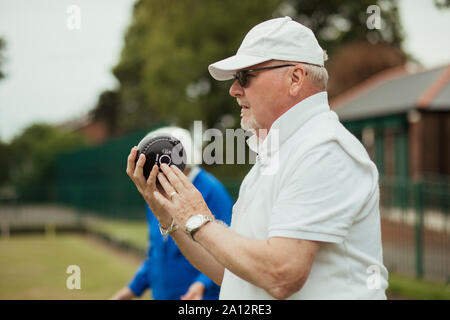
left=208, top=54, right=271, bottom=81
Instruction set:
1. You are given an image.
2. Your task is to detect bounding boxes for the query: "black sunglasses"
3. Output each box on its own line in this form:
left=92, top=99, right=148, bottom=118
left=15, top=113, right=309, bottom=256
left=232, top=64, right=296, bottom=87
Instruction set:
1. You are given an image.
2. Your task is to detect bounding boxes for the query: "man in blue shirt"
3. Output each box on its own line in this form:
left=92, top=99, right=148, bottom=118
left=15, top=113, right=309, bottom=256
left=112, top=127, right=233, bottom=300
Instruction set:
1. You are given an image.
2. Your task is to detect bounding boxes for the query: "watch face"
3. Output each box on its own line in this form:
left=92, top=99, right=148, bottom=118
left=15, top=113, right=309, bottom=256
left=187, top=215, right=203, bottom=230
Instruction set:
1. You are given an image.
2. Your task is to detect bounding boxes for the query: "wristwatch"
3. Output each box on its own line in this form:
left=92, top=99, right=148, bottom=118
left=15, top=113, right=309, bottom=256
left=184, top=214, right=214, bottom=240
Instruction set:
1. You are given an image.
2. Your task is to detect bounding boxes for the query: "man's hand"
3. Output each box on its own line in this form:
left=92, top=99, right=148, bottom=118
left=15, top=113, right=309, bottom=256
left=180, top=281, right=205, bottom=300
left=110, top=287, right=137, bottom=300
left=126, top=146, right=171, bottom=227
left=152, top=163, right=213, bottom=228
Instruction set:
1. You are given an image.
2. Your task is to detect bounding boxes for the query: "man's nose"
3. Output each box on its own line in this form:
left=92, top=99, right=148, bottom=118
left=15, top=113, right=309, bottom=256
left=229, top=80, right=244, bottom=98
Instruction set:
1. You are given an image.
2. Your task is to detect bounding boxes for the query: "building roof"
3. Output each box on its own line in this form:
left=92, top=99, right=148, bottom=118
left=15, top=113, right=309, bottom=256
left=331, top=63, right=450, bottom=122
left=432, top=81, right=450, bottom=109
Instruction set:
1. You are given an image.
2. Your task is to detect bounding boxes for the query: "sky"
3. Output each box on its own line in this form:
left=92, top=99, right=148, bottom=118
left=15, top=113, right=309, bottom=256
left=0, top=0, right=449, bottom=143
left=0, top=0, right=136, bottom=142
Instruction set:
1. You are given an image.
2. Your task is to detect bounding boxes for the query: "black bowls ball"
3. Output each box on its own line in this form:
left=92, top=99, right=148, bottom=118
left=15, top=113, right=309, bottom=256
left=135, top=135, right=186, bottom=179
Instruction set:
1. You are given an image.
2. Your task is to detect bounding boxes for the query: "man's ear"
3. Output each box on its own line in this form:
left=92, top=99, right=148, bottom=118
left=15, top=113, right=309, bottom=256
left=289, top=64, right=306, bottom=96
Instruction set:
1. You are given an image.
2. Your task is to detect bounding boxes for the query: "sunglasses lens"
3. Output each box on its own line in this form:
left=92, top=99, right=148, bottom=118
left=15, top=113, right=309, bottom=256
left=239, top=72, right=247, bottom=87
left=234, top=71, right=247, bottom=87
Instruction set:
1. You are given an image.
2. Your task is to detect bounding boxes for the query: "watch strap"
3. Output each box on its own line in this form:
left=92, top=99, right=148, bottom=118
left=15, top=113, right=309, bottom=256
left=185, top=215, right=214, bottom=240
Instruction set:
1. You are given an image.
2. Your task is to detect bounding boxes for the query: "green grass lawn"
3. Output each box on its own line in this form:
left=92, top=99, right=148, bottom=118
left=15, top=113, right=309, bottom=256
left=85, top=218, right=148, bottom=251
left=1, top=233, right=448, bottom=300
left=388, top=273, right=450, bottom=300
left=87, top=218, right=450, bottom=300
left=0, top=234, right=147, bottom=299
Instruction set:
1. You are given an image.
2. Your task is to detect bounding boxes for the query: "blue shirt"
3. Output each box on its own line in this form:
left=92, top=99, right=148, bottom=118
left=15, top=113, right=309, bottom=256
left=128, top=167, right=233, bottom=300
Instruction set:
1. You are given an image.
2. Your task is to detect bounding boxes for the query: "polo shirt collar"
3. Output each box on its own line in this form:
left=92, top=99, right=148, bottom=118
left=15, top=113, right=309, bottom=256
left=247, top=91, right=330, bottom=156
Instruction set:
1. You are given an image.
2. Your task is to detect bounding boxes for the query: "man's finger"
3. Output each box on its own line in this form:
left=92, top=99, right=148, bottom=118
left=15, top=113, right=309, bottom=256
left=157, top=172, right=176, bottom=198
left=126, top=146, right=138, bottom=177
left=133, top=153, right=147, bottom=186
left=170, top=165, right=194, bottom=189
left=160, top=163, right=186, bottom=193
left=146, top=164, right=159, bottom=188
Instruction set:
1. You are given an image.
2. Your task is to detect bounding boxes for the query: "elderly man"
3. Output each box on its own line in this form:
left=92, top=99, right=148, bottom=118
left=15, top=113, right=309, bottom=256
left=127, top=17, right=388, bottom=299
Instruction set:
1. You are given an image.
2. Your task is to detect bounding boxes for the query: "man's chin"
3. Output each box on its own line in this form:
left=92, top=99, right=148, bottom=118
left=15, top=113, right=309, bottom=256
left=240, top=117, right=259, bottom=132
left=240, top=120, right=253, bottom=132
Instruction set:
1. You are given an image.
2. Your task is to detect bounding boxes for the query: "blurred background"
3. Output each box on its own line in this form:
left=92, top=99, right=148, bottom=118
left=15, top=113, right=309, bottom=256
left=0, top=0, right=449, bottom=299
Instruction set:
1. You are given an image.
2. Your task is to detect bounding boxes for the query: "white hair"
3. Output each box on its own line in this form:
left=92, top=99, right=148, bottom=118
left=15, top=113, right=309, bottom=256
left=146, top=126, right=202, bottom=168
left=280, top=51, right=329, bottom=91
left=301, top=63, right=329, bottom=91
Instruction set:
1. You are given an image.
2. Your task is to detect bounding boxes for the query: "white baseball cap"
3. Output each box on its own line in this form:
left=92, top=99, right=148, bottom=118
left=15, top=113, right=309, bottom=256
left=208, top=16, right=325, bottom=81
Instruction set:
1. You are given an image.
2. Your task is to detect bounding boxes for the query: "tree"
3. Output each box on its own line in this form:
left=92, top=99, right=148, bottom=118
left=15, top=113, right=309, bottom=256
left=113, top=0, right=405, bottom=135
left=284, top=0, right=404, bottom=56
left=280, top=0, right=406, bottom=98
left=434, top=0, right=450, bottom=9
left=89, top=90, right=120, bottom=136
left=113, top=0, right=283, bottom=133
left=8, top=123, right=87, bottom=201
left=0, top=140, right=13, bottom=187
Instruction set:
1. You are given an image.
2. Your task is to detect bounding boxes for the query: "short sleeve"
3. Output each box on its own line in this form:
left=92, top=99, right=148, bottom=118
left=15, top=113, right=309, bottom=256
left=269, top=141, right=374, bottom=243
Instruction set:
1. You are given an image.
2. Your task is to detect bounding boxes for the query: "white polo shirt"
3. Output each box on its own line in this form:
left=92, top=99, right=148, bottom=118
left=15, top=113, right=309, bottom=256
left=219, top=92, right=388, bottom=300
